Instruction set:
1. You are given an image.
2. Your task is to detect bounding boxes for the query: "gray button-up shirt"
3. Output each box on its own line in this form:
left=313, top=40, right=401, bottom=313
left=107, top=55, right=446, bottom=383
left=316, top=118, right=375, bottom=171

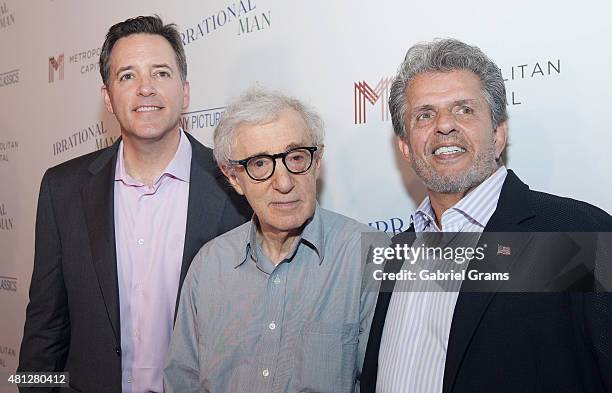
left=164, top=205, right=386, bottom=393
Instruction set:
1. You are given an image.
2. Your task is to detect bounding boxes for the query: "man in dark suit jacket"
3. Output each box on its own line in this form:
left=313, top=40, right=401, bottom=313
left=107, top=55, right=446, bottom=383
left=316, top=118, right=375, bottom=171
left=18, top=16, right=250, bottom=393
left=361, top=38, right=612, bottom=393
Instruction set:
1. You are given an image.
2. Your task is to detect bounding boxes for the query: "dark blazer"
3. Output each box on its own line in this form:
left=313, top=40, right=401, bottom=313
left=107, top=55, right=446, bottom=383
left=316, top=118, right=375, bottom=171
left=361, top=170, right=612, bottom=393
left=18, top=133, right=251, bottom=393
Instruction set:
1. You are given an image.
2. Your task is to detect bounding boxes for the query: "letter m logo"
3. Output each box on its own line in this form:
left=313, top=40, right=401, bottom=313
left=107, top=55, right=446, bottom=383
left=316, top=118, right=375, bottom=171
left=354, top=77, right=393, bottom=124
left=48, top=54, right=64, bottom=83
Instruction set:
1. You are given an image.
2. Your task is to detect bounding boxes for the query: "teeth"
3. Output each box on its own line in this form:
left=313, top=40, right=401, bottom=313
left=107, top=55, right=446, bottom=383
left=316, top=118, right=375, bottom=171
left=135, top=106, right=160, bottom=112
left=434, top=146, right=465, bottom=155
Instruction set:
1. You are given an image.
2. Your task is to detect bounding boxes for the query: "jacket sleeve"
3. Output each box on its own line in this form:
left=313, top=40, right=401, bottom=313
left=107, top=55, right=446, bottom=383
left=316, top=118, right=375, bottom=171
left=17, top=171, right=70, bottom=393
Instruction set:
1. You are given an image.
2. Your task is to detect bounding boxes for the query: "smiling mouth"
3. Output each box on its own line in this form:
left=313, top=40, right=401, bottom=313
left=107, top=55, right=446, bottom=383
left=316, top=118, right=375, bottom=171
left=134, top=106, right=163, bottom=112
left=433, top=145, right=466, bottom=156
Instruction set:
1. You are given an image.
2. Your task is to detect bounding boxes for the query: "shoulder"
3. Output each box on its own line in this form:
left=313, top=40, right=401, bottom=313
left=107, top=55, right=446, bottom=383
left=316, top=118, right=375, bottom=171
left=46, top=148, right=106, bottom=175
left=525, top=189, right=612, bottom=231
left=41, top=146, right=115, bottom=187
left=498, top=170, right=612, bottom=231
left=190, top=221, right=252, bottom=274
left=186, top=132, right=219, bottom=174
left=319, top=207, right=375, bottom=234
left=318, top=207, right=389, bottom=250
left=187, top=133, right=213, bottom=160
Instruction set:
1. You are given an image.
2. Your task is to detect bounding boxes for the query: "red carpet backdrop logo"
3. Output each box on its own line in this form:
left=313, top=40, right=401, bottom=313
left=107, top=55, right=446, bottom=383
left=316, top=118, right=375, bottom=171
left=48, top=54, right=64, bottom=83
left=353, top=77, right=393, bottom=124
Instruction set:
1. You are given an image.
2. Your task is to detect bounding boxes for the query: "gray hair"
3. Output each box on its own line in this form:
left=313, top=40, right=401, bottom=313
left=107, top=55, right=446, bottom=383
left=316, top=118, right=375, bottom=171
left=389, top=38, right=508, bottom=138
left=213, top=86, right=325, bottom=166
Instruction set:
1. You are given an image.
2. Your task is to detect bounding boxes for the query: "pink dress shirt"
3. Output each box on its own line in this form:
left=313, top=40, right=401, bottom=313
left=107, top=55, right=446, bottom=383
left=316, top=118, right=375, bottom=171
left=114, top=131, right=192, bottom=393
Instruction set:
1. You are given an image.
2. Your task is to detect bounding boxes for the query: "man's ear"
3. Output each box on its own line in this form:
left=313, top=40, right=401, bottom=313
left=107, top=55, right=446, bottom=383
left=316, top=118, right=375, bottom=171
left=182, top=81, right=190, bottom=111
left=101, top=85, right=114, bottom=114
left=493, top=120, right=508, bottom=160
left=221, top=165, right=245, bottom=196
left=397, top=136, right=412, bottom=164
left=314, top=144, right=324, bottom=178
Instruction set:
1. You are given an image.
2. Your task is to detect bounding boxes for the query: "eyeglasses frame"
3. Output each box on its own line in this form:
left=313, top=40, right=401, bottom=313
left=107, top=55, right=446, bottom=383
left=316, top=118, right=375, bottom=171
left=228, top=146, right=319, bottom=181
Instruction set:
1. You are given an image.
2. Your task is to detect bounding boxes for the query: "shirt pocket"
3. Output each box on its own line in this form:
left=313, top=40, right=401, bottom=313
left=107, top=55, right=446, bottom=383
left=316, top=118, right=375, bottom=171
left=292, top=322, right=359, bottom=393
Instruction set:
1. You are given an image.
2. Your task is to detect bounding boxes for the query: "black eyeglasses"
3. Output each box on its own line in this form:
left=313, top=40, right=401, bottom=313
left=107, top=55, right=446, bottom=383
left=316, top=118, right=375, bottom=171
left=229, top=146, right=318, bottom=181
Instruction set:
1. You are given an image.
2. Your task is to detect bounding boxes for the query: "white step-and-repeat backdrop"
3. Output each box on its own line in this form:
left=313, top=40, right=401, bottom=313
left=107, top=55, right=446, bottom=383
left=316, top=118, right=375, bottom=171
left=1, top=1, right=611, bottom=390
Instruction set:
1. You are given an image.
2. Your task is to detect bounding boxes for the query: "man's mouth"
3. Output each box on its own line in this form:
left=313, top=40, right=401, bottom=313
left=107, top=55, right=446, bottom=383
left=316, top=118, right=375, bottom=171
left=134, top=106, right=163, bottom=112
left=433, top=145, right=466, bottom=156
left=271, top=200, right=300, bottom=209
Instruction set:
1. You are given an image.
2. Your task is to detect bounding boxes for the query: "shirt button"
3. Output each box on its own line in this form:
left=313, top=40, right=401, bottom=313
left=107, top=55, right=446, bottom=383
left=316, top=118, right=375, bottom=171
left=137, top=238, right=144, bottom=245
left=134, top=329, right=140, bottom=337
left=268, top=322, right=276, bottom=330
left=262, top=368, right=269, bottom=377
left=127, top=375, right=133, bottom=383
left=273, top=276, right=281, bottom=284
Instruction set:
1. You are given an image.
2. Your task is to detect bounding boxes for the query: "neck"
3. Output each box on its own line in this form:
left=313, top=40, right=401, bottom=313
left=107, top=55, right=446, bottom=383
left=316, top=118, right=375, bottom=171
left=428, top=190, right=469, bottom=228
left=258, top=225, right=302, bottom=265
left=121, top=128, right=181, bottom=186
left=427, top=166, right=501, bottom=228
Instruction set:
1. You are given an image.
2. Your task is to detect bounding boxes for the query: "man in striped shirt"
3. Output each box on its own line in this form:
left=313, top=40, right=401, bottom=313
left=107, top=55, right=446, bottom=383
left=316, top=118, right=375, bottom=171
left=361, top=38, right=612, bottom=393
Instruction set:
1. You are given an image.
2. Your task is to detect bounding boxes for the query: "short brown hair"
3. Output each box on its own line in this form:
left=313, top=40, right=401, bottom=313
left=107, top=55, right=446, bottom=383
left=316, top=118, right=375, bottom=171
left=99, top=15, right=187, bottom=86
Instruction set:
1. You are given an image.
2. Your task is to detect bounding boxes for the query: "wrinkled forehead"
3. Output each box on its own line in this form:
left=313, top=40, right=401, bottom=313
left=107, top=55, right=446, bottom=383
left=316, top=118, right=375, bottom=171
left=231, top=109, right=313, bottom=156
left=405, top=70, right=486, bottom=107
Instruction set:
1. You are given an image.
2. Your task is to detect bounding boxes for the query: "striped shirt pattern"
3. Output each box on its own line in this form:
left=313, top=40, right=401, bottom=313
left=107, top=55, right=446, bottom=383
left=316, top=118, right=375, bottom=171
left=376, top=166, right=507, bottom=393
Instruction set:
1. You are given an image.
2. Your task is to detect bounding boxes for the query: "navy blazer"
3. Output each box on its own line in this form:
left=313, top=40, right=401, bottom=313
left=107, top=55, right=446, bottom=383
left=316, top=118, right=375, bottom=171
left=361, top=170, right=612, bottom=393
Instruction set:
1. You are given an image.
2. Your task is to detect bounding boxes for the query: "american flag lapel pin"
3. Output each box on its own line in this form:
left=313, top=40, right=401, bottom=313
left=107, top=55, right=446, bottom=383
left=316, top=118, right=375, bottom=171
left=497, top=244, right=511, bottom=256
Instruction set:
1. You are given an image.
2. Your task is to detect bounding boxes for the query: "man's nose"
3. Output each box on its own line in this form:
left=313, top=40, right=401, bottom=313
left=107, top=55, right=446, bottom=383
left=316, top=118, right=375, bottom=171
left=137, top=75, right=156, bottom=97
left=435, top=109, right=457, bottom=135
left=271, top=161, right=295, bottom=194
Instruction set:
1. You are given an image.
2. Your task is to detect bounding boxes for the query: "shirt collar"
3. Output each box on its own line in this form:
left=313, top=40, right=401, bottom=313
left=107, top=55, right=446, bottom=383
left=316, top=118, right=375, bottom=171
left=452, top=166, right=507, bottom=226
left=164, top=129, right=192, bottom=182
left=412, top=197, right=436, bottom=233
left=236, top=203, right=325, bottom=268
left=114, top=129, right=192, bottom=184
left=411, top=166, right=508, bottom=232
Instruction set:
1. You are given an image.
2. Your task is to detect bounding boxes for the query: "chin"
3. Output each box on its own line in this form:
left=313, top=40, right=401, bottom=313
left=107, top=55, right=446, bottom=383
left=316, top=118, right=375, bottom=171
left=131, top=123, right=177, bottom=137
left=270, top=215, right=309, bottom=233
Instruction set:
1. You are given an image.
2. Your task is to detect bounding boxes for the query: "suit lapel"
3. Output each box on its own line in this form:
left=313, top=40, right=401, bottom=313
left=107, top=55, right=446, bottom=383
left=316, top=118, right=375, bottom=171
left=442, top=170, right=536, bottom=393
left=175, top=134, right=229, bottom=315
left=81, top=141, right=121, bottom=345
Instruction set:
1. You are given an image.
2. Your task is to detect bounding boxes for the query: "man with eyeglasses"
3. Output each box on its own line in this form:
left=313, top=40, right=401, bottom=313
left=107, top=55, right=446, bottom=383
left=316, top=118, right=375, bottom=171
left=164, top=87, right=386, bottom=393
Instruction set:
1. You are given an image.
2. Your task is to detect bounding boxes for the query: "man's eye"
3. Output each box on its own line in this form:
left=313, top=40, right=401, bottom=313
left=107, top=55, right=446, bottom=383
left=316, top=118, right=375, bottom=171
left=252, top=159, right=267, bottom=168
left=156, top=71, right=170, bottom=78
left=288, top=153, right=306, bottom=162
left=457, top=106, right=473, bottom=115
left=416, top=112, right=433, bottom=121
left=119, top=74, right=133, bottom=81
